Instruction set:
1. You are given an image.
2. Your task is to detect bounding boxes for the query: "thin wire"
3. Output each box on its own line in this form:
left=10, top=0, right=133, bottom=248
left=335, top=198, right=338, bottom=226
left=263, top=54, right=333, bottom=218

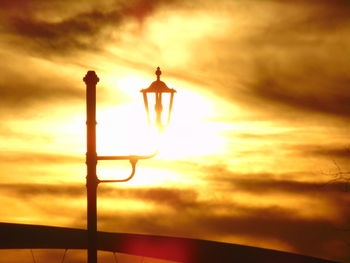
left=60, top=248, right=68, bottom=263
left=113, top=252, right=119, bottom=263
left=30, top=249, right=37, bottom=263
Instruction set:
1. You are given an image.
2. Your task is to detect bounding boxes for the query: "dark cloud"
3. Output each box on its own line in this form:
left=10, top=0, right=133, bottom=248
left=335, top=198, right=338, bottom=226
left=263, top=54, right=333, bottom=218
left=189, top=211, right=349, bottom=261
left=101, top=187, right=199, bottom=210
left=0, top=0, right=30, bottom=13
left=0, top=183, right=84, bottom=198
left=0, top=0, right=177, bottom=56
left=179, top=0, right=350, bottom=121
left=202, top=164, right=349, bottom=196
left=0, top=59, right=83, bottom=112
left=245, top=0, right=350, bottom=120
left=218, top=177, right=343, bottom=195
left=246, top=61, right=350, bottom=120
left=1, top=180, right=348, bottom=261
left=297, top=145, right=350, bottom=160
left=282, top=0, right=350, bottom=30
left=0, top=0, right=179, bottom=112
left=98, top=203, right=349, bottom=262
left=6, top=9, right=122, bottom=55
left=7, top=178, right=347, bottom=215
left=0, top=152, right=82, bottom=164
left=0, top=183, right=198, bottom=208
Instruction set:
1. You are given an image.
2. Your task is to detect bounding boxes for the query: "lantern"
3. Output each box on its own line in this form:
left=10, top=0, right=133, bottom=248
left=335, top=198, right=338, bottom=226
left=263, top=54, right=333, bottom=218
left=141, top=67, right=176, bottom=131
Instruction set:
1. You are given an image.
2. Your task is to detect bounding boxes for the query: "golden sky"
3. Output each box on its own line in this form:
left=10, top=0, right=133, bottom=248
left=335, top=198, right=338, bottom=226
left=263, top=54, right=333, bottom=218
left=0, top=0, right=349, bottom=262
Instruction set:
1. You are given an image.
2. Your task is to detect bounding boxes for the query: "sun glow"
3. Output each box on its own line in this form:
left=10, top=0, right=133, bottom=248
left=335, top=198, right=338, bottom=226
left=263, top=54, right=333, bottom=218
left=96, top=76, right=225, bottom=161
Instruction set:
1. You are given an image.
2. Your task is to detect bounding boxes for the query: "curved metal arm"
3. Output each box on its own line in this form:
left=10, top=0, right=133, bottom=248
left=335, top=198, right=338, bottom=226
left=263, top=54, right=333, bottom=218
left=97, top=151, right=158, bottom=183
left=98, top=159, right=137, bottom=183
left=97, top=150, right=158, bottom=161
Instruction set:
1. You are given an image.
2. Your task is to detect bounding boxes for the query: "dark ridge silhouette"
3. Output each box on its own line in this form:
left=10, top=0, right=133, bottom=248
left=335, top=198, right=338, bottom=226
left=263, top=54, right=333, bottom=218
left=0, top=222, right=337, bottom=263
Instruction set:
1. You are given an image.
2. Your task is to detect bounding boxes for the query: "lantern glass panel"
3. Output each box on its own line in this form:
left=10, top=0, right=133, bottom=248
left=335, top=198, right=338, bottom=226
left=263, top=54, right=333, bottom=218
left=144, top=92, right=172, bottom=128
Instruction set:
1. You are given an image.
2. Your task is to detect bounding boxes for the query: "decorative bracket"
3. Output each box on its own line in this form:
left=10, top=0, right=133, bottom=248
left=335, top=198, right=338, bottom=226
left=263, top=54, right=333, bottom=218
left=96, top=151, right=158, bottom=183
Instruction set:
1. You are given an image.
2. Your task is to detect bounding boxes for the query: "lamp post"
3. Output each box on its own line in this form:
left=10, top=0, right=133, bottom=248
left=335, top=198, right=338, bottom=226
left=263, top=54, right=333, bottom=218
left=83, top=67, right=176, bottom=263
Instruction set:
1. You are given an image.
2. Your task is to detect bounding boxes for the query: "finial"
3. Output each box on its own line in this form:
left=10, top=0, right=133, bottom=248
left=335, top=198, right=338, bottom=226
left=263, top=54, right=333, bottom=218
left=83, top=70, right=99, bottom=85
left=155, top=67, right=161, bottom=81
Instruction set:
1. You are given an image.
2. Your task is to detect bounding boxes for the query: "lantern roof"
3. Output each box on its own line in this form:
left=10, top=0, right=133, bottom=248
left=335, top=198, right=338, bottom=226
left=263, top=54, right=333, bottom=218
left=141, top=67, right=176, bottom=93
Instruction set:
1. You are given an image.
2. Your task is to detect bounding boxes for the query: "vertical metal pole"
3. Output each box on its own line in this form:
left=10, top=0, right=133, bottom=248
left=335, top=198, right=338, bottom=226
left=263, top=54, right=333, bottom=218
left=83, top=71, right=99, bottom=263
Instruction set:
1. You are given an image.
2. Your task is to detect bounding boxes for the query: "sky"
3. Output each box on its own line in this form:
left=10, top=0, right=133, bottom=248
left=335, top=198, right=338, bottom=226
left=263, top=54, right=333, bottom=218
left=0, top=0, right=349, bottom=262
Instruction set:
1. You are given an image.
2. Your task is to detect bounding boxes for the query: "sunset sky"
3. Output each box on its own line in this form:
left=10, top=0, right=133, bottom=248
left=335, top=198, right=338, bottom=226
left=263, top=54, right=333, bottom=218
left=0, top=0, right=349, bottom=262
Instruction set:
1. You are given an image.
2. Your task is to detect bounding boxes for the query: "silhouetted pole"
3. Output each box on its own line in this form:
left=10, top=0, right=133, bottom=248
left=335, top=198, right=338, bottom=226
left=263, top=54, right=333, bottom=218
left=84, top=71, right=99, bottom=263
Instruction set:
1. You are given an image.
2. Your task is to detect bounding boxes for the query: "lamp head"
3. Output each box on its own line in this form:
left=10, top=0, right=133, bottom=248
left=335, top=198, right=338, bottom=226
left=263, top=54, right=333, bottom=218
left=141, top=67, right=176, bottom=132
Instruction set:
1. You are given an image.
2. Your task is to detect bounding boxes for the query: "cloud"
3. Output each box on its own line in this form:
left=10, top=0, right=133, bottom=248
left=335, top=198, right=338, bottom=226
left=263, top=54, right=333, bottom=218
left=0, top=0, right=181, bottom=113
left=2, top=0, right=350, bottom=120
left=0, top=183, right=84, bottom=198
left=243, top=0, right=350, bottom=120
left=0, top=125, right=52, bottom=142
left=0, top=0, right=178, bottom=56
left=3, top=0, right=349, bottom=120
left=98, top=202, right=349, bottom=261
left=6, top=9, right=122, bottom=55
left=172, top=0, right=350, bottom=121
left=246, top=60, right=350, bottom=120
left=188, top=210, right=349, bottom=260
left=297, top=145, right=350, bottom=160
left=0, top=50, right=84, bottom=113
left=1, top=180, right=348, bottom=261
left=0, top=183, right=198, bottom=208
left=0, top=152, right=82, bottom=164
left=102, top=187, right=199, bottom=210
left=202, top=163, right=349, bottom=195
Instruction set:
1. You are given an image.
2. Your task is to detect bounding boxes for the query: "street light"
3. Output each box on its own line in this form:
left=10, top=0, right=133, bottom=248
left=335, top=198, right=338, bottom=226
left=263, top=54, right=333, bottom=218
left=83, top=67, right=176, bottom=263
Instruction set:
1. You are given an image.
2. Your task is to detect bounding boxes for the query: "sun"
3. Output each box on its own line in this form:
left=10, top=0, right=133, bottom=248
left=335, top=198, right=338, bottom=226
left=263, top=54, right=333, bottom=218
left=93, top=74, right=227, bottom=185
left=97, top=76, right=225, bottom=157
